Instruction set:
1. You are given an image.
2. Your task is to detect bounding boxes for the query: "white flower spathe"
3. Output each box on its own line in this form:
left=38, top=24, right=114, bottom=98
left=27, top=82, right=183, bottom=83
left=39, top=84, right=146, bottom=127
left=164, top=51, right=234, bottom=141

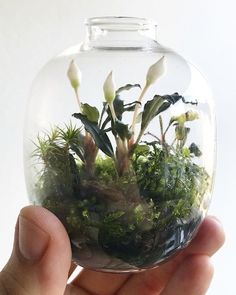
left=146, top=56, right=165, bottom=86
left=67, top=60, right=82, bottom=89
left=103, top=71, right=116, bottom=104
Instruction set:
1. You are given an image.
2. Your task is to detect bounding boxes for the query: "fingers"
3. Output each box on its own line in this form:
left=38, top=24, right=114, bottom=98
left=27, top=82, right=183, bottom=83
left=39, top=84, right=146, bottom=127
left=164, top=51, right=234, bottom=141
left=184, top=216, right=225, bottom=257
left=71, top=269, right=130, bottom=295
left=115, top=216, right=225, bottom=295
left=64, top=284, right=91, bottom=295
left=161, top=255, right=214, bottom=295
left=0, top=206, right=72, bottom=295
left=70, top=216, right=224, bottom=295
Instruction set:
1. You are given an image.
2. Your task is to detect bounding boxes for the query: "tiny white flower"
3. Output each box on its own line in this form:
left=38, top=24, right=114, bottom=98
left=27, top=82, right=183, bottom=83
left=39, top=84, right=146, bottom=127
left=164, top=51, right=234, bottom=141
left=67, top=60, right=82, bottom=89
left=146, top=56, right=165, bottom=86
left=103, top=71, right=116, bottom=104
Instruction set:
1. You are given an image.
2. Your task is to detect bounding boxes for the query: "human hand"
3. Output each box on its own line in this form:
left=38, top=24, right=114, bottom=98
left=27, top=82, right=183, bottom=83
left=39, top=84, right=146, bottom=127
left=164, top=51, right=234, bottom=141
left=0, top=206, right=225, bottom=295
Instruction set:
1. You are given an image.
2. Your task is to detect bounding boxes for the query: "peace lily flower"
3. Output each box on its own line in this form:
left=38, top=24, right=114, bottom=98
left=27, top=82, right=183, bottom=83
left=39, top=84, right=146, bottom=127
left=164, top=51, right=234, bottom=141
left=67, top=60, right=82, bottom=110
left=103, top=71, right=116, bottom=104
left=131, top=56, right=166, bottom=136
left=146, top=56, right=166, bottom=87
left=103, top=71, right=117, bottom=122
left=67, top=60, right=82, bottom=90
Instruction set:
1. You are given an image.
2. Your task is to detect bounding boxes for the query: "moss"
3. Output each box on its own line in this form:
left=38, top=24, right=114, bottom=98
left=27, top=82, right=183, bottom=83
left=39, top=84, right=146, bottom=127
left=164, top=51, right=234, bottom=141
left=95, top=156, right=118, bottom=183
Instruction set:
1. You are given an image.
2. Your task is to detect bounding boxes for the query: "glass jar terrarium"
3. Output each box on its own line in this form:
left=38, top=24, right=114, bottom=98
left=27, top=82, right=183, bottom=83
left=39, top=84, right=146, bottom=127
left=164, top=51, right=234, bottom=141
left=24, top=17, right=215, bottom=272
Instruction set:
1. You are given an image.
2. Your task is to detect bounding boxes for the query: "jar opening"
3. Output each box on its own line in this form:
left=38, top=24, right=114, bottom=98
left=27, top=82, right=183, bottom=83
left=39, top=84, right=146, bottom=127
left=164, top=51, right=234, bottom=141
left=85, top=16, right=156, bottom=31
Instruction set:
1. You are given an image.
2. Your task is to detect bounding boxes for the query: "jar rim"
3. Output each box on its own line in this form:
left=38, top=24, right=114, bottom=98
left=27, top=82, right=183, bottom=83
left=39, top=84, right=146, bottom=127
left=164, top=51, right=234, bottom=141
left=85, top=16, right=156, bottom=31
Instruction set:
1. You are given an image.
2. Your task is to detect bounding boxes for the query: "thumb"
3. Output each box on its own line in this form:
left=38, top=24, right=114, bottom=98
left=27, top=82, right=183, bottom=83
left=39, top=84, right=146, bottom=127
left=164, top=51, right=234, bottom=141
left=0, top=206, right=72, bottom=295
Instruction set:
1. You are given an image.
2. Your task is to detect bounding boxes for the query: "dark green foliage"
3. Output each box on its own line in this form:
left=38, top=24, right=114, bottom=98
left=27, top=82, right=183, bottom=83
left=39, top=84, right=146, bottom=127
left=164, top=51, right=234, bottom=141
left=132, top=143, right=209, bottom=218
left=33, top=88, right=209, bottom=268
left=73, top=113, right=114, bottom=157
left=113, top=120, right=132, bottom=140
left=81, top=103, right=100, bottom=123
left=141, top=95, right=165, bottom=134
left=101, top=84, right=142, bottom=130
left=140, top=93, right=184, bottom=136
left=116, top=83, right=141, bottom=94
left=189, top=142, right=202, bottom=157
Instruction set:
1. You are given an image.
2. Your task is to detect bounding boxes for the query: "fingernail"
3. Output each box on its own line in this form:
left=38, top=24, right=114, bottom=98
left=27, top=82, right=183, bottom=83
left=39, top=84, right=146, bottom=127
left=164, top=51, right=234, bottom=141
left=18, top=215, right=49, bottom=261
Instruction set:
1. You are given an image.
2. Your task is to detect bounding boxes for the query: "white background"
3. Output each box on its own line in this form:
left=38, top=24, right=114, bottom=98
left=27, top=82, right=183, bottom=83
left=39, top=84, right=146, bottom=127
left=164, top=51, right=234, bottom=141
left=0, top=0, right=234, bottom=294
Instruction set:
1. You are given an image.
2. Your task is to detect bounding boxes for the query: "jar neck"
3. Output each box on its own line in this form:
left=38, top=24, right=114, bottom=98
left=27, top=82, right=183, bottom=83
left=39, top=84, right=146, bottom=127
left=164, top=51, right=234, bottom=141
left=82, top=16, right=159, bottom=50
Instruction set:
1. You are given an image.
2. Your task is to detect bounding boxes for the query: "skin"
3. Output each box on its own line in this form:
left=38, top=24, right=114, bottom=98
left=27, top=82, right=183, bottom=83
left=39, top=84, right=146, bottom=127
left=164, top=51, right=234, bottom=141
left=0, top=206, right=225, bottom=295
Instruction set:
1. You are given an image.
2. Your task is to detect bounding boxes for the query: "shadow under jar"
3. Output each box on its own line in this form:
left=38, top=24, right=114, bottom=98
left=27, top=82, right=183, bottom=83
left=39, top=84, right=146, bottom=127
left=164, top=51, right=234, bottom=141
left=24, top=16, right=215, bottom=272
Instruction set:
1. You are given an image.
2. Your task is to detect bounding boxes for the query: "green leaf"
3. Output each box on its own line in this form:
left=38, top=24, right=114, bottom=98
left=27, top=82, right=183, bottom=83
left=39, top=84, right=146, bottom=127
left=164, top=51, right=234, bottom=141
left=162, top=93, right=184, bottom=105
left=140, top=93, right=185, bottom=135
left=81, top=103, right=100, bottom=123
left=116, top=84, right=141, bottom=94
left=107, top=84, right=141, bottom=121
left=101, top=115, right=111, bottom=130
left=102, top=84, right=141, bottom=126
left=72, top=113, right=114, bottom=157
left=156, top=93, right=184, bottom=115
left=182, top=147, right=191, bottom=158
left=113, top=96, right=125, bottom=120
left=189, top=143, right=202, bottom=157
left=102, top=96, right=138, bottom=128
left=134, top=144, right=150, bottom=156
left=141, top=95, right=165, bottom=133
left=114, top=120, right=132, bottom=140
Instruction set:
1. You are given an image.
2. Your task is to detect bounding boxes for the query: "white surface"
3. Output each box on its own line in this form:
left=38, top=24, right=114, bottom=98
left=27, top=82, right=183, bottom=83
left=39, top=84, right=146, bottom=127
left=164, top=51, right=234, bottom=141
left=0, top=0, right=234, bottom=294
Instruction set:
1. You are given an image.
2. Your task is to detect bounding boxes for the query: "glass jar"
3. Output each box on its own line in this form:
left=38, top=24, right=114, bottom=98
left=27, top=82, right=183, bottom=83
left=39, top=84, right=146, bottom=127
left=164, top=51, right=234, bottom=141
left=24, top=16, right=215, bottom=272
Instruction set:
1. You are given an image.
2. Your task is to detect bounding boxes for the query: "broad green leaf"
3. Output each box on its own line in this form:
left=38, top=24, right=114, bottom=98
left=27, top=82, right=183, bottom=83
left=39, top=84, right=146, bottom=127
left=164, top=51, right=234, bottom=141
left=116, top=84, right=141, bottom=94
left=162, top=93, right=184, bottom=104
left=81, top=103, right=100, bottom=123
left=156, top=101, right=171, bottom=114
left=124, top=104, right=136, bottom=112
left=113, top=96, right=138, bottom=120
left=101, top=115, right=111, bottom=130
left=73, top=113, right=114, bottom=157
left=141, top=95, right=165, bottom=133
left=156, top=93, right=184, bottom=114
left=140, top=93, right=185, bottom=134
left=113, top=96, right=124, bottom=120
left=114, top=120, right=132, bottom=140
left=158, top=93, right=186, bottom=116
